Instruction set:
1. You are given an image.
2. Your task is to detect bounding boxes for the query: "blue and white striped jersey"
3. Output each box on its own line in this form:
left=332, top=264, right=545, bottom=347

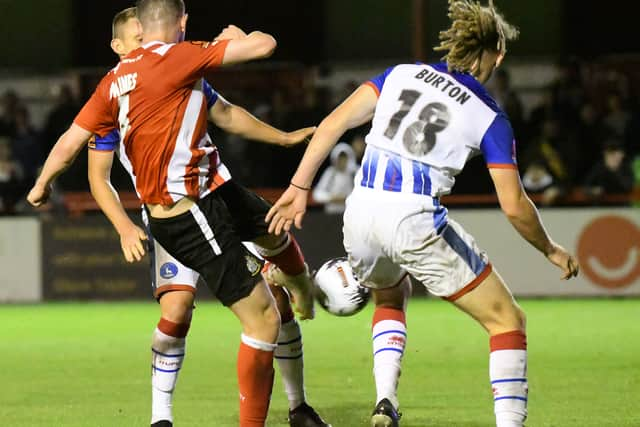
left=359, top=62, right=517, bottom=198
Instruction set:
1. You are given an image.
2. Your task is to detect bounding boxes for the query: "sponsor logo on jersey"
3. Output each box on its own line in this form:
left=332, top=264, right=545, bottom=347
left=189, top=40, right=211, bottom=49
left=160, top=262, right=179, bottom=279
left=109, top=72, right=138, bottom=100
left=245, top=255, right=262, bottom=276
left=121, top=54, right=143, bottom=64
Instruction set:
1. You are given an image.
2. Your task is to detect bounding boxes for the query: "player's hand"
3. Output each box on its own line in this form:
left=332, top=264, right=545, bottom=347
left=120, top=224, right=148, bottom=263
left=215, top=25, right=247, bottom=42
left=265, top=185, right=309, bottom=235
left=27, top=183, right=52, bottom=207
left=546, top=243, right=579, bottom=280
left=281, top=127, right=316, bottom=147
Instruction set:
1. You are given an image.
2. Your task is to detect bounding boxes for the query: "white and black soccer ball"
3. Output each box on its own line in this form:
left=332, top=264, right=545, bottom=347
left=313, top=257, right=370, bottom=316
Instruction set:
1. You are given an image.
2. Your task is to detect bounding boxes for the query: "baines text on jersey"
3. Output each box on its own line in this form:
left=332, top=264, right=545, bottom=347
left=414, top=69, right=471, bottom=106
left=110, top=73, right=138, bottom=100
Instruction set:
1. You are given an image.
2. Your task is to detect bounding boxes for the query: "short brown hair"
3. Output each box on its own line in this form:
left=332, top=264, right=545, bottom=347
left=434, top=0, right=519, bottom=73
left=112, top=7, right=138, bottom=39
left=136, top=0, right=184, bottom=27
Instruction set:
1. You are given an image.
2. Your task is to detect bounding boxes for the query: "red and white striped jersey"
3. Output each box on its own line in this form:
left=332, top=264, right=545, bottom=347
left=75, top=39, right=231, bottom=205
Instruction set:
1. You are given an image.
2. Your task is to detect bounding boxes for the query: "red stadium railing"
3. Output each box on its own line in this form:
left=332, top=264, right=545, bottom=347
left=61, top=187, right=640, bottom=216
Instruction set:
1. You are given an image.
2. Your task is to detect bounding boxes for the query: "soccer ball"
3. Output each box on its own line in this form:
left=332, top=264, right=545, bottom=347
left=313, top=257, right=370, bottom=316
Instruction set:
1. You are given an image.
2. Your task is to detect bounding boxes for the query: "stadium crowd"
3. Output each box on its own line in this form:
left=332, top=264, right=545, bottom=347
left=1, top=59, right=639, bottom=215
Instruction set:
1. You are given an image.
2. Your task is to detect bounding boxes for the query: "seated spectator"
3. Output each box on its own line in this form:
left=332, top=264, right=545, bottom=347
left=626, top=110, right=640, bottom=158
left=574, top=102, right=606, bottom=181
left=0, top=137, right=25, bottom=214
left=312, top=143, right=357, bottom=214
left=522, top=159, right=555, bottom=194
left=0, top=90, right=21, bottom=137
left=490, top=69, right=525, bottom=136
left=603, top=92, right=632, bottom=139
left=528, top=89, right=554, bottom=134
left=11, top=106, right=41, bottom=184
left=584, top=139, right=634, bottom=197
left=550, top=59, right=584, bottom=124
left=349, top=133, right=366, bottom=163
left=522, top=116, right=576, bottom=205
left=42, top=84, right=78, bottom=154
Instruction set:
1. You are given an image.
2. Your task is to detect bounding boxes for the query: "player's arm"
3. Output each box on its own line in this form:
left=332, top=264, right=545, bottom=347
left=266, top=84, right=378, bottom=234
left=491, top=169, right=556, bottom=252
left=29, top=73, right=114, bottom=207
left=209, top=94, right=315, bottom=147
left=88, top=149, right=147, bottom=263
left=215, top=25, right=276, bottom=65
left=27, top=124, right=92, bottom=207
left=289, top=84, right=377, bottom=195
left=485, top=131, right=578, bottom=280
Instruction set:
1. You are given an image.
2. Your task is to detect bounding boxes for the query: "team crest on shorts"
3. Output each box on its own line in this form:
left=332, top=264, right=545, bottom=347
left=245, top=255, right=261, bottom=276
left=160, top=262, right=178, bottom=279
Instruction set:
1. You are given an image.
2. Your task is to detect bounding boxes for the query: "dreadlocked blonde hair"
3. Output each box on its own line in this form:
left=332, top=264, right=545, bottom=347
left=434, top=0, right=519, bottom=73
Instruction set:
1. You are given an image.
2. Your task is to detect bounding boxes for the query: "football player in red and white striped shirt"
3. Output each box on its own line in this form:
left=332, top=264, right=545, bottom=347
left=27, top=1, right=324, bottom=426
left=90, top=7, right=327, bottom=427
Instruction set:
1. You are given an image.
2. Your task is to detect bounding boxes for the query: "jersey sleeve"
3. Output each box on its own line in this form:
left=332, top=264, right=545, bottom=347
left=364, top=66, right=395, bottom=97
left=173, top=40, right=230, bottom=78
left=74, top=76, right=115, bottom=137
left=88, top=129, right=120, bottom=151
left=480, top=114, right=518, bottom=169
left=202, top=80, right=219, bottom=109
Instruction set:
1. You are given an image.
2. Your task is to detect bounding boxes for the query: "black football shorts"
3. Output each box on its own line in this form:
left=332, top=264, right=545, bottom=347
left=148, top=181, right=269, bottom=306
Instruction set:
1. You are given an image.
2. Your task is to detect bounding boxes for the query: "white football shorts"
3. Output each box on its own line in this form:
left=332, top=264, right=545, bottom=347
left=343, top=188, right=491, bottom=300
left=149, top=236, right=200, bottom=298
left=148, top=237, right=264, bottom=298
left=140, top=209, right=199, bottom=298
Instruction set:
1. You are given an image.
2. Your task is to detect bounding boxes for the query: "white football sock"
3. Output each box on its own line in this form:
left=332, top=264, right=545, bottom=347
left=490, top=349, right=528, bottom=427
left=151, top=328, right=186, bottom=424
left=274, top=319, right=306, bottom=410
left=372, top=316, right=407, bottom=409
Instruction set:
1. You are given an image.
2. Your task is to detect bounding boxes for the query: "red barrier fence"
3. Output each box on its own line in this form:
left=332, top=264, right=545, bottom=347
left=62, top=188, right=640, bottom=216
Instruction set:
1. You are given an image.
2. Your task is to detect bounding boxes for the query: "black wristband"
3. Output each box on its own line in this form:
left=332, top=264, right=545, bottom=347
left=290, top=182, right=311, bottom=191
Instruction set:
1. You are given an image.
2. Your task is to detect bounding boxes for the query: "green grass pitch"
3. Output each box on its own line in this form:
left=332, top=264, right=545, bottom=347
left=1, top=298, right=638, bottom=426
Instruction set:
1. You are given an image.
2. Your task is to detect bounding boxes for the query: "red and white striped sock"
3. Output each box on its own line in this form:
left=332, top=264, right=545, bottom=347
left=372, top=307, right=407, bottom=409
left=490, top=330, right=528, bottom=427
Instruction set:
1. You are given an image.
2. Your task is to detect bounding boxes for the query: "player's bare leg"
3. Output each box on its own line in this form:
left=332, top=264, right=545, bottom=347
left=450, top=268, right=528, bottom=427
left=267, top=284, right=331, bottom=427
left=370, top=277, right=411, bottom=427
left=254, top=233, right=315, bottom=320
left=151, top=290, right=195, bottom=427
left=230, top=279, right=281, bottom=427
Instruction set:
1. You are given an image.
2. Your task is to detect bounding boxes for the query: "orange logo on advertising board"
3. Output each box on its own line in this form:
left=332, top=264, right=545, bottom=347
left=577, top=215, right=640, bottom=289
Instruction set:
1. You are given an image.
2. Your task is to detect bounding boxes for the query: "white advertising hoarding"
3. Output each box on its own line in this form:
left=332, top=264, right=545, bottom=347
left=452, top=208, right=640, bottom=296
left=0, top=218, right=42, bottom=302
